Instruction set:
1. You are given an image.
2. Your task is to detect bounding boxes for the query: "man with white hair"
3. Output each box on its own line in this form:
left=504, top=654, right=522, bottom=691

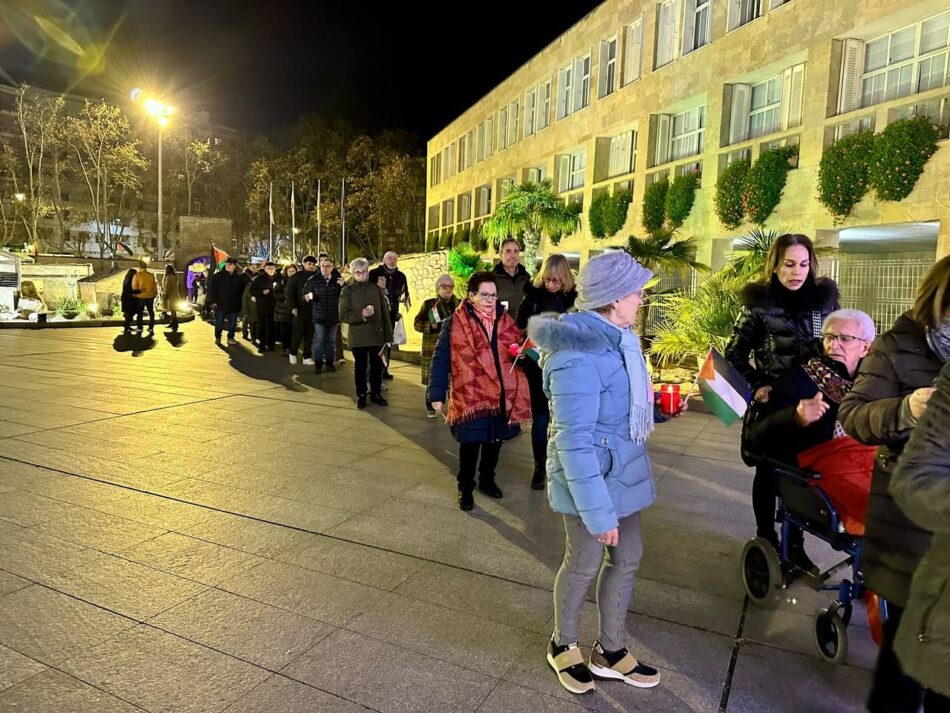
left=369, top=251, right=410, bottom=380
left=746, top=308, right=878, bottom=570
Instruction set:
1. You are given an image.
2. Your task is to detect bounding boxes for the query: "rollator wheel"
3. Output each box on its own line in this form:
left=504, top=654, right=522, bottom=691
left=814, top=607, right=849, bottom=664
left=741, top=537, right=783, bottom=608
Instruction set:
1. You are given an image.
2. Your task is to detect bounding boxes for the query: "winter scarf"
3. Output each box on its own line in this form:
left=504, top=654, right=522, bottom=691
left=592, top=312, right=654, bottom=444
left=447, top=300, right=531, bottom=427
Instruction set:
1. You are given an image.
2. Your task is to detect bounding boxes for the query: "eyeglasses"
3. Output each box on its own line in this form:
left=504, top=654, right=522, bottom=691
left=822, top=333, right=866, bottom=345
left=437, top=283, right=454, bottom=289
left=353, top=269, right=368, bottom=275
left=543, top=276, right=561, bottom=283
left=475, top=292, right=498, bottom=299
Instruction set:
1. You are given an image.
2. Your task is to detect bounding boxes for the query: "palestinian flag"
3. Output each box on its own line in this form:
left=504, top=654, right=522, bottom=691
left=212, top=243, right=230, bottom=271
left=116, top=241, right=134, bottom=257
left=521, top=337, right=540, bottom=362
left=697, top=348, right=750, bottom=427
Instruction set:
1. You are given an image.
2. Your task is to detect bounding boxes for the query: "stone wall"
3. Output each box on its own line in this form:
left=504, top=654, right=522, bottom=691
left=376, top=250, right=449, bottom=354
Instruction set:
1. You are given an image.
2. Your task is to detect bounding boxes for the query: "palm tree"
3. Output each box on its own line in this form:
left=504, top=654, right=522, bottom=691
left=481, top=179, right=581, bottom=275
left=620, top=228, right=709, bottom=345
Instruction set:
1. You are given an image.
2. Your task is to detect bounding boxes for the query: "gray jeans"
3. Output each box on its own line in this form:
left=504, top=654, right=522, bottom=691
left=553, top=512, right=643, bottom=652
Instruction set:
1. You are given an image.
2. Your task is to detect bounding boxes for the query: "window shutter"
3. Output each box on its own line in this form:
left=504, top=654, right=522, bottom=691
left=557, top=68, right=570, bottom=119
left=486, top=117, right=494, bottom=157
left=656, top=2, right=671, bottom=67
left=524, top=90, right=535, bottom=137
left=599, top=42, right=610, bottom=97
left=653, top=114, right=671, bottom=166
left=573, top=57, right=586, bottom=111
left=555, top=156, right=570, bottom=193
left=727, top=0, right=742, bottom=31
left=624, top=19, right=643, bottom=84
left=509, top=102, right=519, bottom=145
left=682, top=0, right=696, bottom=54
left=729, top=84, right=752, bottom=144
left=769, top=0, right=786, bottom=9
left=781, top=63, right=806, bottom=129
left=837, top=38, right=865, bottom=114
left=671, top=0, right=683, bottom=59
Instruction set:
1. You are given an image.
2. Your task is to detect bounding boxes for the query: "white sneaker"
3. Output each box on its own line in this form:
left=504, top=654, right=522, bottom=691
left=303, top=358, right=315, bottom=366
left=337, top=358, right=346, bottom=364
left=288, top=355, right=298, bottom=365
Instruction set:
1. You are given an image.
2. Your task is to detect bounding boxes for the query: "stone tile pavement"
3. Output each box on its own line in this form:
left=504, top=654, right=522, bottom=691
left=0, top=321, right=876, bottom=711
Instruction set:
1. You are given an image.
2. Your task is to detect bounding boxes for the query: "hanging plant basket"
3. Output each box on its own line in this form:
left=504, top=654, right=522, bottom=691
left=869, top=115, right=940, bottom=202
left=715, top=158, right=750, bottom=230
left=742, top=146, right=797, bottom=225
left=817, top=131, right=875, bottom=220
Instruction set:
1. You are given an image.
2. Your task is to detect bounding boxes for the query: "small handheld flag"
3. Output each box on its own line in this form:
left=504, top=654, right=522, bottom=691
left=697, top=348, right=751, bottom=427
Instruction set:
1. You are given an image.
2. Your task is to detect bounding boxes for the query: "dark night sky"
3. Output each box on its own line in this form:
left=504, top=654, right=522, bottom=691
left=0, top=0, right=604, bottom=139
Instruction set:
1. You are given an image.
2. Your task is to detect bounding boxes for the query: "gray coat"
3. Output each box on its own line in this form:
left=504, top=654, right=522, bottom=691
left=891, top=361, right=950, bottom=696
left=339, top=280, right=393, bottom=349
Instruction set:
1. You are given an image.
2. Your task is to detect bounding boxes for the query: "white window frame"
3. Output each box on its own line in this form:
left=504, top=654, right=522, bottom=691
left=558, top=54, right=592, bottom=120
left=475, top=185, right=492, bottom=217
left=557, top=64, right=573, bottom=120
left=608, top=130, right=637, bottom=178
left=538, top=81, right=552, bottom=129
left=670, top=105, right=706, bottom=161
left=748, top=75, right=782, bottom=139
left=430, top=154, right=441, bottom=187
left=498, top=106, right=509, bottom=151
left=623, top=17, right=643, bottom=86
left=485, top=116, right=494, bottom=158
left=683, top=0, right=711, bottom=55
left=599, top=37, right=618, bottom=98
left=476, top=122, right=486, bottom=163
left=441, top=199, right=454, bottom=228
left=569, top=150, right=586, bottom=191
left=457, top=193, right=472, bottom=222
left=524, top=87, right=537, bottom=137
left=508, top=100, right=519, bottom=146
left=727, top=0, right=763, bottom=32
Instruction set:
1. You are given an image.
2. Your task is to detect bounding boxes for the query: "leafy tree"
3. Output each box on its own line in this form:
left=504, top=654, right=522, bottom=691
left=481, top=179, right=580, bottom=275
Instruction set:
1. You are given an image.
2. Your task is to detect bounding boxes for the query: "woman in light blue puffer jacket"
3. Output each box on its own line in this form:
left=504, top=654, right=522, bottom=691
left=528, top=251, right=683, bottom=696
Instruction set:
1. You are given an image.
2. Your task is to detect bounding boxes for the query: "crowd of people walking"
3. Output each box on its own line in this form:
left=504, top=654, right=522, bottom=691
left=189, top=235, right=950, bottom=707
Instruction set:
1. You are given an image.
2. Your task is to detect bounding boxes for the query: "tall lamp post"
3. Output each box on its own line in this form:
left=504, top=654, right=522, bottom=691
left=132, top=90, right=174, bottom=260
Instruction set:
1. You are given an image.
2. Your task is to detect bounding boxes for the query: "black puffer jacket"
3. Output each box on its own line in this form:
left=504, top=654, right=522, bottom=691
left=250, top=272, right=278, bottom=317
left=285, top=267, right=316, bottom=313
left=207, top=269, right=246, bottom=314
left=724, top=275, right=840, bottom=392
left=304, top=270, right=343, bottom=324
left=515, top=283, right=577, bottom=331
left=274, top=278, right=293, bottom=323
left=839, top=313, right=943, bottom=606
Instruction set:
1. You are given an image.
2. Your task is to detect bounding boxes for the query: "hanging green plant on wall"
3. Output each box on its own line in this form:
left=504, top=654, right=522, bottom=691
left=714, top=158, right=749, bottom=230
left=665, top=171, right=699, bottom=228
left=869, top=115, right=940, bottom=202
left=742, top=146, right=797, bottom=225
left=642, top=178, right=668, bottom=235
left=817, top=131, right=875, bottom=220
left=588, top=192, right=610, bottom=239
left=603, top=189, right=632, bottom=237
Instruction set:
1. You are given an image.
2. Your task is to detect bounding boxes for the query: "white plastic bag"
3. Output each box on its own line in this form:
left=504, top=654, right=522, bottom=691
left=392, top=317, right=407, bottom=346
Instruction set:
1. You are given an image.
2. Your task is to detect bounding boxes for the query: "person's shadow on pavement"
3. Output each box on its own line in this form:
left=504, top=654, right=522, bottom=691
left=113, top=332, right=155, bottom=356
left=164, top=331, right=186, bottom=348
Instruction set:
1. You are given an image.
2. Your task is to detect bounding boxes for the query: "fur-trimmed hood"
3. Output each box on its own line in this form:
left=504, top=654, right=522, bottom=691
left=527, top=310, right=620, bottom=355
left=740, top=276, right=839, bottom=313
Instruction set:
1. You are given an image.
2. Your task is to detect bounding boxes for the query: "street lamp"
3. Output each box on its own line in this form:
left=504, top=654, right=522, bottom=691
left=132, top=90, right=174, bottom=260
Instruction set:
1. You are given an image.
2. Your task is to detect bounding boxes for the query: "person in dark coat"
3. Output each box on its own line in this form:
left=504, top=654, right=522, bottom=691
left=120, top=268, right=139, bottom=334
left=516, top=253, right=577, bottom=490
left=493, top=238, right=530, bottom=315
left=251, top=262, right=279, bottom=352
left=724, top=233, right=839, bottom=553
left=241, top=266, right=259, bottom=343
left=275, top=265, right=296, bottom=355
left=891, top=361, right=950, bottom=706
left=368, top=251, right=410, bottom=380
left=428, top=271, right=532, bottom=511
left=286, top=255, right=317, bottom=365
left=339, top=258, right=393, bottom=408
left=207, top=258, right=246, bottom=345
left=303, top=255, right=344, bottom=372
left=413, top=274, right=459, bottom=417
left=839, top=255, right=950, bottom=713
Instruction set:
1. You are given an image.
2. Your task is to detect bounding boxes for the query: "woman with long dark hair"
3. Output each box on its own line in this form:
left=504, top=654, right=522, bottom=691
left=120, top=268, right=139, bottom=334
left=725, top=234, right=839, bottom=564
left=161, top=264, right=181, bottom=332
left=516, top=253, right=577, bottom=490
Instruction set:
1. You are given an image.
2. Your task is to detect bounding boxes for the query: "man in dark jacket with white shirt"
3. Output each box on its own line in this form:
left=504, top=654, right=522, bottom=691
left=303, top=255, right=344, bottom=372
left=493, top=238, right=530, bottom=316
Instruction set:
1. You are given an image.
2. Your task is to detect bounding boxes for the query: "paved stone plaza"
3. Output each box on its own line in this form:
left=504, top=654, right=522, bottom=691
left=0, top=321, right=876, bottom=712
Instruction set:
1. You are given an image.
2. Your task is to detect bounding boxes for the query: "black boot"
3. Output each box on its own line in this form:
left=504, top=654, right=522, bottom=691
left=478, top=479, right=503, bottom=499
left=531, top=439, right=547, bottom=490
left=458, top=490, right=474, bottom=511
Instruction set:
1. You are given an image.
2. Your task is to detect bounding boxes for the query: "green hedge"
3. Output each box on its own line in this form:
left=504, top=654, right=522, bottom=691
left=642, top=179, right=668, bottom=235
left=589, top=192, right=610, bottom=239
left=715, top=158, right=749, bottom=230
left=742, top=146, right=797, bottom=225
left=817, top=131, right=875, bottom=220
left=665, top=171, right=699, bottom=227
left=870, top=115, right=940, bottom=202
left=603, top=190, right=632, bottom=237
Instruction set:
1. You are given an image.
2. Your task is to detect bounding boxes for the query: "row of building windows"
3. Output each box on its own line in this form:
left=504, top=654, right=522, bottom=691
left=431, top=6, right=950, bottom=189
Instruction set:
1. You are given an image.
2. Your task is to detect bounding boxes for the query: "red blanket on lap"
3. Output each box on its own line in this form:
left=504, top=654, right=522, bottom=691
left=797, top=437, right=876, bottom=536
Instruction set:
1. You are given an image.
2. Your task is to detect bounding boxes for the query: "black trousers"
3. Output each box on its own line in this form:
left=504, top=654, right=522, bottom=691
left=257, top=314, right=276, bottom=349
left=868, top=604, right=950, bottom=713
left=278, top=321, right=292, bottom=348
left=135, top=298, right=154, bottom=331
left=457, top=441, right=503, bottom=493
left=290, top=311, right=314, bottom=357
left=352, top=346, right=383, bottom=397
left=752, top=463, right=778, bottom=540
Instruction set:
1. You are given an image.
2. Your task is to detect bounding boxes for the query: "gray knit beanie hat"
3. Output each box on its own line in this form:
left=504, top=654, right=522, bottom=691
left=575, top=251, right=653, bottom=311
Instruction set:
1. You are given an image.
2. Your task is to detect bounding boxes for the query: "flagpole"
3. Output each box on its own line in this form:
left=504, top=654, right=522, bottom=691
left=340, top=178, right=346, bottom=264
left=268, top=181, right=274, bottom=260
left=290, top=180, right=296, bottom=261
left=682, top=346, right=711, bottom=407
left=316, top=179, right=321, bottom=259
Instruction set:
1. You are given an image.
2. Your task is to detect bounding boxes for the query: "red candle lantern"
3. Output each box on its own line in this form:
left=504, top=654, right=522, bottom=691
left=660, top=384, right=681, bottom=415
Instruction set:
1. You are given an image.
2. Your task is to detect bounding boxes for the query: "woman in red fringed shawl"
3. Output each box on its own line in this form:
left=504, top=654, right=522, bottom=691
left=428, top=271, right=532, bottom=511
